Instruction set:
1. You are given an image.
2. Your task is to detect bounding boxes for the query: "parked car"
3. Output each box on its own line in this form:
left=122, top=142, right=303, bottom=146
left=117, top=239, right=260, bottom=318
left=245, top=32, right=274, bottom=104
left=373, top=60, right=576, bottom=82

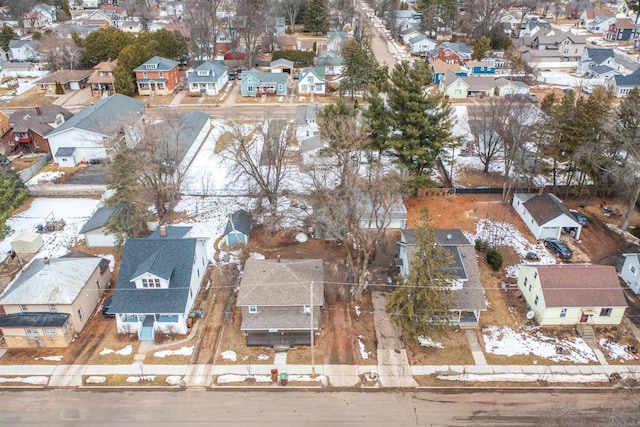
left=102, top=296, right=114, bottom=318
left=544, top=238, right=573, bottom=259
left=569, top=209, right=588, bottom=227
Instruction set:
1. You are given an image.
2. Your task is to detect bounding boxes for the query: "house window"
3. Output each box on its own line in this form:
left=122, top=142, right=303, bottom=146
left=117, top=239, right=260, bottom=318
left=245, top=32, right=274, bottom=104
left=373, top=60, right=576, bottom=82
left=48, top=304, right=57, bottom=312
left=307, top=76, right=313, bottom=83
left=96, top=279, right=101, bottom=289
left=19, top=305, right=28, bottom=312
left=247, top=85, right=254, bottom=92
left=560, top=308, right=567, bottom=318
left=524, top=277, right=528, bottom=287
left=249, top=305, right=257, bottom=313
left=43, top=328, right=57, bottom=336
left=631, top=265, right=636, bottom=274
left=190, top=288, right=193, bottom=299
left=534, top=272, right=538, bottom=279
left=78, top=307, right=84, bottom=321
left=143, top=71, right=148, bottom=78
left=301, top=84, right=308, bottom=92
left=139, top=83, right=150, bottom=89
left=534, top=295, right=539, bottom=305
left=278, top=84, right=283, bottom=91
left=159, top=72, right=164, bottom=78
left=142, top=278, right=161, bottom=288
left=303, top=304, right=311, bottom=314
left=600, top=307, right=613, bottom=317
left=34, top=140, right=39, bottom=149
left=25, top=328, right=39, bottom=336
left=528, top=283, right=532, bottom=292
left=63, top=319, right=71, bottom=332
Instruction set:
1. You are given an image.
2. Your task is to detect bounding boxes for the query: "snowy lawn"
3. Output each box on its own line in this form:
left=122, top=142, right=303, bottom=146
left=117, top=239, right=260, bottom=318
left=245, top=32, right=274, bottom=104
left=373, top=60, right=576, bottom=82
left=99, top=345, right=133, bottom=356
left=27, top=171, right=64, bottom=185
left=437, top=373, right=609, bottom=383
left=483, top=326, right=597, bottom=364
left=153, top=346, right=194, bottom=358
left=0, top=376, right=48, bottom=385
left=221, top=350, right=238, bottom=362
left=599, top=338, right=638, bottom=362
left=34, top=356, right=63, bottom=361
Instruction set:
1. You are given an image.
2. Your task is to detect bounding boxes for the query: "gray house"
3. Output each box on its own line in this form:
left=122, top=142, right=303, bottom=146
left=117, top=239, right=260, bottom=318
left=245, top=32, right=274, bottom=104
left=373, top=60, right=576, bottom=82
left=237, top=258, right=324, bottom=347
left=109, top=226, right=209, bottom=340
left=397, top=229, right=487, bottom=327
left=223, top=209, right=252, bottom=246
left=187, top=60, right=228, bottom=96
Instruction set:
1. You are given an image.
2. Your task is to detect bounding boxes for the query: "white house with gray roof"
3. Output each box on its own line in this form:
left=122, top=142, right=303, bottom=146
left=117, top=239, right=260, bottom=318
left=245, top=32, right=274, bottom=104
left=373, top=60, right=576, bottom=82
left=237, top=258, right=324, bottom=347
left=298, top=67, right=326, bottom=95
left=46, top=94, right=146, bottom=166
left=187, top=60, right=228, bottom=96
left=109, top=226, right=209, bottom=340
left=397, top=229, right=487, bottom=327
left=8, top=40, right=40, bottom=62
left=0, top=255, right=111, bottom=347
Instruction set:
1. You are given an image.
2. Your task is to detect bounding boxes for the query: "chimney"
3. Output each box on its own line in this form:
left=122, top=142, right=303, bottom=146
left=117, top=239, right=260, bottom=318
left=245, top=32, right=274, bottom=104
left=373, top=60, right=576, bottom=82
left=277, top=255, right=281, bottom=263
left=537, top=187, right=544, bottom=196
left=160, top=225, right=167, bottom=237
left=44, top=256, right=50, bottom=265
left=35, top=106, right=41, bottom=115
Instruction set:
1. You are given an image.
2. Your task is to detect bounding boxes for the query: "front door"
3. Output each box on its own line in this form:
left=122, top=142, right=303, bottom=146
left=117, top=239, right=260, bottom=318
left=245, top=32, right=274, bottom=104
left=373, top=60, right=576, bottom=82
left=579, top=313, right=589, bottom=323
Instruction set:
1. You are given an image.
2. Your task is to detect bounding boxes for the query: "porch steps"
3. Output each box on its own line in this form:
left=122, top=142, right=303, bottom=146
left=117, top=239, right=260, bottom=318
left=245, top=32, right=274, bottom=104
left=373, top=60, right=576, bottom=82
left=140, top=328, right=154, bottom=341
left=576, top=324, right=597, bottom=345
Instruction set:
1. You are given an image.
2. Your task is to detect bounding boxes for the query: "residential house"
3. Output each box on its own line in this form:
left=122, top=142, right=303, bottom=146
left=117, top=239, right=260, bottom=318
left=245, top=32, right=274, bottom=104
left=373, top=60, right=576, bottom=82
left=109, top=226, right=209, bottom=340
left=397, top=229, right=487, bottom=327
left=576, top=47, right=619, bottom=76
left=79, top=203, right=122, bottom=247
left=519, top=19, right=552, bottom=37
left=431, top=59, right=467, bottom=83
left=512, top=192, right=582, bottom=240
left=620, top=253, right=640, bottom=294
left=0, top=47, right=8, bottom=63
left=358, top=196, right=407, bottom=229
left=187, top=60, right=228, bottom=96
left=296, top=101, right=323, bottom=142
left=494, top=78, right=530, bottom=96
left=164, top=1, right=185, bottom=18
left=587, top=16, right=617, bottom=34
left=276, top=35, right=298, bottom=51
left=223, top=209, right=252, bottom=246
left=120, top=20, right=142, bottom=33
left=394, top=9, right=422, bottom=29
left=46, top=94, right=146, bottom=166
left=298, top=67, right=326, bottom=95
left=580, top=7, right=615, bottom=27
left=27, top=4, right=56, bottom=30
left=531, top=31, right=586, bottom=61
left=606, top=68, right=640, bottom=97
left=237, top=258, right=325, bottom=347
left=133, top=56, right=181, bottom=96
left=440, top=72, right=470, bottom=98
left=298, top=39, right=316, bottom=52
left=465, top=61, right=496, bottom=76
left=8, top=40, right=40, bottom=62
left=326, top=31, right=348, bottom=52
left=87, top=60, right=117, bottom=98
left=240, top=69, right=288, bottom=97
left=314, top=50, right=345, bottom=76
left=1, top=104, right=73, bottom=156
left=216, top=29, right=237, bottom=55
left=0, top=62, right=38, bottom=78
left=84, top=9, right=121, bottom=27
left=429, top=42, right=472, bottom=64
left=606, top=18, right=640, bottom=41
left=269, top=58, right=295, bottom=74
left=409, top=34, right=436, bottom=57
left=33, top=69, right=91, bottom=95
left=0, top=255, right=111, bottom=348
left=517, top=264, right=627, bottom=326
left=401, top=27, right=422, bottom=45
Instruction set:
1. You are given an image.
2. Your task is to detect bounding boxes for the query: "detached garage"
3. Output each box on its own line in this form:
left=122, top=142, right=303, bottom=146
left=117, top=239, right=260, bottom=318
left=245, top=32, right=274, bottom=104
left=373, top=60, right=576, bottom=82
left=512, top=192, right=581, bottom=240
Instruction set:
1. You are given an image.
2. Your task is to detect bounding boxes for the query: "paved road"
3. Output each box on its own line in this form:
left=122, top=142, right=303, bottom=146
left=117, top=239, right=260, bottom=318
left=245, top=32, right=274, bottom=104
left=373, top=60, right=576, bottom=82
left=0, top=389, right=629, bottom=426
left=615, top=50, right=640, bottom=73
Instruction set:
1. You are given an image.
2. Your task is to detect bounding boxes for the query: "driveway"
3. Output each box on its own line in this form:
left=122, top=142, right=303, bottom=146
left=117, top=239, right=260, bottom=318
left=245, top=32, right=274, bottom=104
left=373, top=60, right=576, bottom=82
left=64, top=163, right=108, bottom=185
left=53, top=87, right=92, bottom=112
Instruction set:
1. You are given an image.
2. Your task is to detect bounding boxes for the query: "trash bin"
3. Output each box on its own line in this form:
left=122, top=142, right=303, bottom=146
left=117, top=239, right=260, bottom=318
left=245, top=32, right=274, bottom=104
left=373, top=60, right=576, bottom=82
left=271, top=368, right=278, bottom=383
left=279, top=372, right=288, bottom=386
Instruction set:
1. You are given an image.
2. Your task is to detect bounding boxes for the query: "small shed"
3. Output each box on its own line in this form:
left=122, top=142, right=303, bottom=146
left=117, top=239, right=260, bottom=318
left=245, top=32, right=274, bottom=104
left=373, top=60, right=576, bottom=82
left=11, top=232, right=43, bottom=254
left=223, top=209, right=252, bottom=246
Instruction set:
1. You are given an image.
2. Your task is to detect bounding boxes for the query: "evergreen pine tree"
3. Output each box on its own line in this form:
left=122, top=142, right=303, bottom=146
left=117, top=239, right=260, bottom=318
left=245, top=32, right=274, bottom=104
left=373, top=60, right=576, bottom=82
left=304, top=0, right=329, bottom=34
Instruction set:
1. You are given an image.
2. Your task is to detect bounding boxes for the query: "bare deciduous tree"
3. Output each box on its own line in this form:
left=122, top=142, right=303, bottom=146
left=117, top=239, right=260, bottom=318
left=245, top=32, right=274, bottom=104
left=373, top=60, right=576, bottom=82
left=235, top=0, right=267, bottom=68
left=184, top=0, right=226, bottom=61
left=468, top=99, right=508, bottom=174
left=281, top=0, right=306, bottom=33
left=39, top=32, right=84, bottom=71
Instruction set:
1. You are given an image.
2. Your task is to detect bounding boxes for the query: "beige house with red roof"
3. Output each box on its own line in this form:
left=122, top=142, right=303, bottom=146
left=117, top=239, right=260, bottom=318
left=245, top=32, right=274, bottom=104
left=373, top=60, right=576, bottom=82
left=517, top=264, right=627, bottom=326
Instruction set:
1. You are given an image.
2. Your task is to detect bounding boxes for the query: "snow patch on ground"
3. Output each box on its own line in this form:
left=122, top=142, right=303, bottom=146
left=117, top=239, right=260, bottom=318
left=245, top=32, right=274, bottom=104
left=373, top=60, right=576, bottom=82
left=483, top=326, right=597, bottom=363
left=355, top=305, right=361, bottom=318
left=165, top=376, right=183, bottom=385
left=153, top=346, right=194, bottom=358
left=437, top=373, right=610, bottom=383
left=27, top=171, right=64, bottom=185
left=599, top=338, right=638, bottom=362
left=34, top=355, right=63, bottom=361
left=248, top=252, right=265, bottom=260
left=221, top=350, right=238, bottom=361
left=357, top=335, right=372, bottom=359
left=99, top=345, right=133, bottom=356
left=216, top=374, right=272, bottom=383
left=256, top=354, right=270, bottom=361
left=418, top=336, right=444, bottom=348
left=85, top=376, right=106, bottom=384
left=295, top=232, right=308, bottom=242
left=0, top=376, right=48, bottom=384
left=126, top=376, right=156, bottom=383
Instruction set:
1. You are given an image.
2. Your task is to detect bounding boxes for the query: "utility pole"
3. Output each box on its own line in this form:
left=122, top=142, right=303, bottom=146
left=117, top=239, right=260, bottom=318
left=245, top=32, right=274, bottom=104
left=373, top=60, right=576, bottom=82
left=310, top=280, right=315, bottom=377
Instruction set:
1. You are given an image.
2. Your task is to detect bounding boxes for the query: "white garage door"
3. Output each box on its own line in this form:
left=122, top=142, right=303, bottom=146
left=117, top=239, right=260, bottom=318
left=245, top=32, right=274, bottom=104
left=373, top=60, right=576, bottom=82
left=540, top=226, right=560, bottom=240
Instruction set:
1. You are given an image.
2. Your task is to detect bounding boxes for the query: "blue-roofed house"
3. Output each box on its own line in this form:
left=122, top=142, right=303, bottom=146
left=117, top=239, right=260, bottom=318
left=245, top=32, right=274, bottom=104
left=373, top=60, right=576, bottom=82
left=408, top=34, right=436, bottom=57
left=187, top=60, right=228, bottom=96
left=46, top=94, right=146, bottom=166
left=397, top=229, right=487, bottom=327
left=0, top=255, right=112, bottom=348
left=576, top=47, right=620, bottom=76
left=465, top=61, right=496, bottom=76
left=298, top=67, right=326, bottom=95
left=240, top=69, right=288, bottom=97
left=223, top=209, right=253, bottom=246
left=133, top=56, right=181, bottom=96
left=606, top=69, right=640, bottom=97
left=109, top=225, right=209, bottom=340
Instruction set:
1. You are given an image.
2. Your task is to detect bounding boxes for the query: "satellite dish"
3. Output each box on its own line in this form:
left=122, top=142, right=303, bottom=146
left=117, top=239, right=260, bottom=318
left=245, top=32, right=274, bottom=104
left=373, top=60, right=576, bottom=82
left=526, top=311, right=535, bottom=320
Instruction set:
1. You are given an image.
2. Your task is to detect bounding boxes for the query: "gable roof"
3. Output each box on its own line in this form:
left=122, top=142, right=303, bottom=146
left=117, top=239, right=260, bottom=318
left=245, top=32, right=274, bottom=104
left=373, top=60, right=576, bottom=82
left=612, top=69, right=640, bottom=87
left=33, top=69, right=92, bottom=85
left=300, top=66, right=326, bottom=81
left=0, top=257, right=103, bottom=305
left=46, top=94, right=145, bottom=138
left=584, top=47, right=615, bottom=64
left=148, top=225, right=192, bottom=239
left=243, top=69, right=288, bottom=85
left=223, top=209, right=252, bottom=237
left=133, top=56, right=179, bottom=72
left=79, top=203, right=122, bottom=233
left=431, top=59, right=463, bottom=74
left=270, top=58, right=294, bottom=68
left=522, top=192, right=577, bottom=224
left=237, top=258, right=324, bottom=306
left=535, top=264, right=627, bottom=307
left=187, top=60, right=228, bottom=83
left=7, top=104, right=73, bottom=136
left=435, top=229, right=470, bottom=246
left=109, top=228, right=203, bottom=314
left=296, top=102, right=323, bottom=126
left=461, top=76, right=497, bottom=91
left=494, top=77, right=529, bottom=89
left=612, top=18, right=637, bottom=30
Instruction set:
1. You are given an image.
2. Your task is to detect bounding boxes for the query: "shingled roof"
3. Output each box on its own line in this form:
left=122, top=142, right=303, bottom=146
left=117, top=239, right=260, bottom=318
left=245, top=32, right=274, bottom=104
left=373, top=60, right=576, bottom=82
left=7, top=104, right=73, bottom=136
left=522, top=192, right=575, bottom=224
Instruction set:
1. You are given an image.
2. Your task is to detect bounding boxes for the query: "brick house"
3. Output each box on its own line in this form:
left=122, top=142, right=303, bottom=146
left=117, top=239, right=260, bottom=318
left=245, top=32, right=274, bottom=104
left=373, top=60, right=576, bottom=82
left=1, top=104, right=73, bottom=156
left=133, top=56, right=181, bottom=96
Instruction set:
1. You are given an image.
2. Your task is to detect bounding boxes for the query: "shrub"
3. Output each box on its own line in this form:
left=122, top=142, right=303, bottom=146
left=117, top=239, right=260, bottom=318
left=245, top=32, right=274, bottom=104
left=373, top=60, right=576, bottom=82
left=486, top=249, right=503, bottom=271
left=475, top=238, right=489, bottom=251
left=631, top=226, right=640, bottom=239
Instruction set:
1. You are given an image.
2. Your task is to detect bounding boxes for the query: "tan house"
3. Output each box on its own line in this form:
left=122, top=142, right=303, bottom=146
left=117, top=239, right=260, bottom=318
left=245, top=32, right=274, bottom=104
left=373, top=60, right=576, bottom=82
left=0, top=255, right=111, bottom=348
left=87, top=60, right=117, bottom=98
left=517, top=264, right=627, bottom=326
left=33, top=69, right=92, bottom=95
